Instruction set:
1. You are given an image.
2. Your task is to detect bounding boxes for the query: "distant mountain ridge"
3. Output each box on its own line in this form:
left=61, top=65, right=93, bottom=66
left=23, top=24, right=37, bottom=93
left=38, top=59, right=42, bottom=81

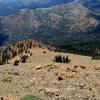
left=0, top=0, right=74, bottom=16
left=0, top=3, right=99, bottom=46
left=0, top=0, right=100, bottom=16
left=79, top=0, right=100, bottom=16
left=0, top=0, right=100, bottom=53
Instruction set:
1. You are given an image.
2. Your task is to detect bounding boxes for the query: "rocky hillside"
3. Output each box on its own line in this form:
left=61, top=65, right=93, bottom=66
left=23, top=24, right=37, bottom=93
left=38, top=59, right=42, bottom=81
left=0, top=42, right=100, bottom=100
left=0, top=39, right=54, bottom=65
left=0, top=3, right=99, bottom=46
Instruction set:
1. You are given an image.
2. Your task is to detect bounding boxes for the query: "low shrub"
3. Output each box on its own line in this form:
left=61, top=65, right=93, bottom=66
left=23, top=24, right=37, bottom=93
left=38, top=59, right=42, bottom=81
left=21, top=55, right=28, bottom=63
left=54, top=55, right=62, bottom=63
left=91, top=56, right=100, bottom=60
left=14, top=60, right=19, bottom=66
left=20, top=95, right=41, bottom=100
left=53, top=55, right=71, bottom=63
left=30, top=53, right=33, bottom=56
left=0, top=61, right=4, bottom=65
left=25, top=50, right=28, bottom=54
left=2, top=76, right=12, bottom=82
left=43, top=51, right=46, bottom=54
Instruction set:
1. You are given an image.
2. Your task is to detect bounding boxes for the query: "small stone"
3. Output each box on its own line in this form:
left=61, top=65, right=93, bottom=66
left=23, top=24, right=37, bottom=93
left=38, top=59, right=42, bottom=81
left=95, top=64, right=100, bottom=70
left=29, top=78, right=35, bottom=84
left=45, top=87, right=60, bottom=96
left=20, top=72, right=25, bottom=76
left=74, top=66, right=79, bottom=69
left=80, top=66, right=86, bottom=69
left=35, top=64, right=42, bottom=70
left=47, top=66, right=54, bottom=72
left=6, top=95, right=14, bottom=100
left=58, top=70, right=78, bottom=78
left=45, top=64, right=53, bottom=68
